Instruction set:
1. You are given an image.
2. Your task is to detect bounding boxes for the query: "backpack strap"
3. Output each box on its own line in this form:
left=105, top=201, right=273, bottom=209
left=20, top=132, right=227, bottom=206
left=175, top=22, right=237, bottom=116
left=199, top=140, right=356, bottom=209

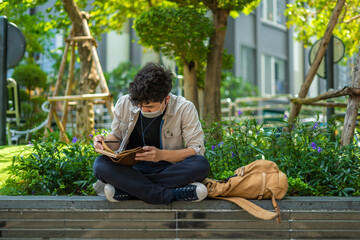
left=258, top=172, right=266, bottom=200
left=270, top=189, right=281, bottom=223
left=214, top=196, right=281, bottom=223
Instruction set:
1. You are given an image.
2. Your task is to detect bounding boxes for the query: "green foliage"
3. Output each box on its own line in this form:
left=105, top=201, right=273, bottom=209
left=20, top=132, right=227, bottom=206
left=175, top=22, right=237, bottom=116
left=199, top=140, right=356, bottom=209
left=10, top=64, right=49, bottom=137
left=0, top=145, right=30, bottom=189
left=106, top=62, right=141, bottom=100
left=1, top=0, right=169, bottom=66
left=134, top=6, right=212, bottom=66
left=1, top=132, right=97, bottom=196
left=91, top=0, right=172, bottom=35
left=45, top=0, right=70, bottom=33
left=204, top=117, right=360, bottom=196
left=0, top=0, right=55, bottom=63
left=287, top=177, right=315, bottom=196
left=221, top=71, right=258, bottom=101
left=241, top=0, right=262, bottom=15
left=12, top=64, right=48, bottom=92
left=170, top=0, right=260, bottom=13
left=2, top=117, right=359, bottom=197
left=17, top=94, right=47, bottom=137
left=286, top=0, right=360, bottom=57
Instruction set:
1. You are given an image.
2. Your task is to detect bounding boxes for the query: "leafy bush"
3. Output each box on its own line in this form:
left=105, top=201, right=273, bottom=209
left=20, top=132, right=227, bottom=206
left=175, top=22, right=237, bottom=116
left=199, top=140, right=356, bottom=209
left=1, top=132, right=97, bottom=196
left=221, top=71, right=259, bottom=101
left=15, top=91, right=47, bottom=133
left=287, top=177, right=315, bottom=196
left=12, top=64, right=48, bottom=91
left=10, top=64, right=49, bottom=142
left=2, top=115, right=359, bottom=197
left=204, top=116, right=360, bottom=197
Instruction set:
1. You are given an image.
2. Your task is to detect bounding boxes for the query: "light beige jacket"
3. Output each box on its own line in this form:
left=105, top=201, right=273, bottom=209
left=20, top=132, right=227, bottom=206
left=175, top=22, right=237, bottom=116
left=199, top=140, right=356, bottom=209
left=111, top=93, right=205, bottom=156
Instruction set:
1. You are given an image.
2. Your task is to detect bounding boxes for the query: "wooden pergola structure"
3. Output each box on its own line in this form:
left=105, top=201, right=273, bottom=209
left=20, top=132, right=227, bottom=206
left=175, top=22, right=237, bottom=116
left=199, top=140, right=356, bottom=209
left=44, top=17, right=114, bottom=143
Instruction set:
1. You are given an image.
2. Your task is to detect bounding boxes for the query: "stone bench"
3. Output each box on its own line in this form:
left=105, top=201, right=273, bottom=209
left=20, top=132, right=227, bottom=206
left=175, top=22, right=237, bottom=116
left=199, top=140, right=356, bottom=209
left=0, top=196, right=359, bottom=239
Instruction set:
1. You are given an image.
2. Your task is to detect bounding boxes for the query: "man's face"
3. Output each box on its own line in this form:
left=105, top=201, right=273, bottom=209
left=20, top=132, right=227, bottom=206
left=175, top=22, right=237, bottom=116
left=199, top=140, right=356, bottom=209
left=139, top=96, right=169, bottom=112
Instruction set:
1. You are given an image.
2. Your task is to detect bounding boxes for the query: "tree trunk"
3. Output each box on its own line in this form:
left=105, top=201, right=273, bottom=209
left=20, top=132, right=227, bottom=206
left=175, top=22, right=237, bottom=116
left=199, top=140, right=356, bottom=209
left=63, top=0, right=99, bottom=138
left=203, top=8, right=229, bottom=124
left=288, top=0, right=346, bottom=127
left=183, top=60, right=199, bottom=112
left=340, top=47, right=360, bottom=146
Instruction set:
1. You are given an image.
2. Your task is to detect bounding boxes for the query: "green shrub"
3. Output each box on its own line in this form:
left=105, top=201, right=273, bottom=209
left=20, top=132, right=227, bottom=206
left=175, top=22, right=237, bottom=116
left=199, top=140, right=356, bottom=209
left=10, top=64, right=49, bottom=142
left=2, top=116, right=359, bottom=197
left=12, top=64, right=48, bottom=91
left=204, top=116, right=360, bottom=197
left=287, top=177, right=315, bottom=196
left=221, top=71, right=259, bottom=101
left=1, top=132, right=96, bottom=196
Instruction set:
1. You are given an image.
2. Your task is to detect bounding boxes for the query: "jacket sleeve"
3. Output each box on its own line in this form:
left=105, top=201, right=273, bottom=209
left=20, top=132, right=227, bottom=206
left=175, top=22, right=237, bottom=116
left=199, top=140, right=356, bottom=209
left=181, top=101, right=205, bottom=156
left=110, top=96, right=127, bottom=141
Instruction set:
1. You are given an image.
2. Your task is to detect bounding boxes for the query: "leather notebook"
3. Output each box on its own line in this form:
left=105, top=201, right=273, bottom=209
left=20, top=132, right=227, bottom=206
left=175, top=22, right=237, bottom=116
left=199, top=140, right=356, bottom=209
left=95, top=141, right=144, bottom=166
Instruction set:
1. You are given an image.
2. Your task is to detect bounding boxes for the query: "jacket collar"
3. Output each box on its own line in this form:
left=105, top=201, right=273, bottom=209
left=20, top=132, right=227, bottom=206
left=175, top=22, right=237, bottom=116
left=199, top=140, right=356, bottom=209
left=130, top=101, right=140, bottom=114
left=165, top=93, right=175, bottom=116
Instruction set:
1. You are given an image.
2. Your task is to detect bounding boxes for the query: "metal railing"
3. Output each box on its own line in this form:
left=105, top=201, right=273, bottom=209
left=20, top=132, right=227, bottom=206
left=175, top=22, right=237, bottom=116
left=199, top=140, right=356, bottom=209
left=220, top=94, right=340, bottom=124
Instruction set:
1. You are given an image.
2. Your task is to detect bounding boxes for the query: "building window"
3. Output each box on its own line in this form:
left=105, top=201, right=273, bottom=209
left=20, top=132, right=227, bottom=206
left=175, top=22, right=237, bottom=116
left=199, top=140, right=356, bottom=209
left=240, top=46, right=255, bottom=85
left=260, top=0, right=286, bottom=25
left=261, top=54, right=287, bottom=95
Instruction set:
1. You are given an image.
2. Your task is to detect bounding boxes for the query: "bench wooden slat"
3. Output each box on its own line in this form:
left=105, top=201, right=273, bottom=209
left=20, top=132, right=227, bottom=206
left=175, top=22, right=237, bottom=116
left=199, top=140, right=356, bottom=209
left=48, top=93, right=111, bottom=102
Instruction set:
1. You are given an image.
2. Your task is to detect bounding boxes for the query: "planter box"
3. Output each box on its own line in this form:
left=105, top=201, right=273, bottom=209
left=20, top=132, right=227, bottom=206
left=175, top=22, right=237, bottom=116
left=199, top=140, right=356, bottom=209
left=0, top=196, right=359, bottom=239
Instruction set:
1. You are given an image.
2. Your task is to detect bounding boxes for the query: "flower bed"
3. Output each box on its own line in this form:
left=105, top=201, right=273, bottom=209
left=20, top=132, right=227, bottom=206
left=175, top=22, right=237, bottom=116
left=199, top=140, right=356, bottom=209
left=1, top=118, right=359, bottom=197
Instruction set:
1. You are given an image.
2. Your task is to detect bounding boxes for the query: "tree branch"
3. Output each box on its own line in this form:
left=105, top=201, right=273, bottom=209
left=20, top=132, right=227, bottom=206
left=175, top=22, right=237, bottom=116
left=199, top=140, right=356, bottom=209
left=344, top=14, right=360, bottom=24
left=147, top=0, right=153, bottom=8
left=303, top=102, right=347, bottom=108
left=290, top=86, right=360, bottom=104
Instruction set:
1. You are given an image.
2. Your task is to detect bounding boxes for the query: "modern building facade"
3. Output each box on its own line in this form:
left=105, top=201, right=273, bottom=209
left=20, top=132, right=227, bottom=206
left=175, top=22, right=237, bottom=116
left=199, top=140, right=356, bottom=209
left=224, top=0, right=353, bottom=99
left=225, top=0, right=294, bottom=97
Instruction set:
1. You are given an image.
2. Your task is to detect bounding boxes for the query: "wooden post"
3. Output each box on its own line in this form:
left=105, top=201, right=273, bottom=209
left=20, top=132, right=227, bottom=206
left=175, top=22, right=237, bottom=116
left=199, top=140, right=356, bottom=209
left=81, top=16, right=114, bottom=119
left=44, top=38, right=71, bottom=133
left=340, top=47, right=360, bottom=146
left=53, top=110, right=70, bottom=143
left=60, top=31, right=76, bottom=140
left=288, top=0, right=346, bottom=126
left=46, top=13, right=113, bottom=140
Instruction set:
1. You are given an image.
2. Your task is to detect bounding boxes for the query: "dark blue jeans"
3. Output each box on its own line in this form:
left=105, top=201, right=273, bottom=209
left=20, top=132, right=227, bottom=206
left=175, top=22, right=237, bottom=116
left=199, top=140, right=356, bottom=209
left=93, top=154, right=210, bottom=204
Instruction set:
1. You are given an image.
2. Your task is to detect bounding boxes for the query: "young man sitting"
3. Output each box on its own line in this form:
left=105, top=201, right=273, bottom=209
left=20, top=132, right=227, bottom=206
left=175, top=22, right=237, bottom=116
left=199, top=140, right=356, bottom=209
left=93, top=62, right=209, bottom=204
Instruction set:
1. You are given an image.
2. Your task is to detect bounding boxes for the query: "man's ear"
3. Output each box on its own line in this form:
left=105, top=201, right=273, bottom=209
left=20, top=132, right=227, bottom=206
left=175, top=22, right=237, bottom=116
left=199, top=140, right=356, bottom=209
left=165, top=95, right=170, bottom=104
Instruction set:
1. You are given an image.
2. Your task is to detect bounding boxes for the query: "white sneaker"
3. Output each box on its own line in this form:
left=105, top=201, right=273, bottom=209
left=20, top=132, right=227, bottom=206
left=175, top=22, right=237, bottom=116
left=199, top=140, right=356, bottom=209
left=172, top=182, right=208, bottom=202
left=93, top=180, right=106, bottom=197
left=104, top=184, right=131, bottom=202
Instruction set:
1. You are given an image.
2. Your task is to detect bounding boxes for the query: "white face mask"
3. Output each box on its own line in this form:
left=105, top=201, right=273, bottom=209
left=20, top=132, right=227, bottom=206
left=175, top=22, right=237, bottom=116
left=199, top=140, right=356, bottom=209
left=141, top=99, right=167, bottom=118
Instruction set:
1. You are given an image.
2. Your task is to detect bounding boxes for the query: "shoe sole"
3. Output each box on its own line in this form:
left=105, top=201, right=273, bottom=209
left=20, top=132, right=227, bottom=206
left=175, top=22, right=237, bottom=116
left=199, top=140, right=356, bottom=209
left=104, top=184, right=120, bottom=202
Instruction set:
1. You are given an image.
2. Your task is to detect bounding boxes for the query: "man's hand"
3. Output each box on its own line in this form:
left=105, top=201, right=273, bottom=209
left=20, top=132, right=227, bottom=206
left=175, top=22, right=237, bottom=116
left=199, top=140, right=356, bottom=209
left=93, top=134, right=121, bottom=151
left=135, top=146, right=164, bottom=162
left=93, top=135, right=106, bottom=150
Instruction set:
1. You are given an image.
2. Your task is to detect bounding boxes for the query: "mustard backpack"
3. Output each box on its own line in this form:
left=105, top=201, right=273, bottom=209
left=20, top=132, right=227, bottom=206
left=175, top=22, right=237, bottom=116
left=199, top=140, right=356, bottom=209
left=203, top=159, right=288, bottom=223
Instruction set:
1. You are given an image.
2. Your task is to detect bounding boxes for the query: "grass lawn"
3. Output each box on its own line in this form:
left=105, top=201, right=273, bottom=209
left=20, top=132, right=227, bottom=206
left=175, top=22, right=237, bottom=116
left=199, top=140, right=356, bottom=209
left=0, top=145, right=31, bottom=189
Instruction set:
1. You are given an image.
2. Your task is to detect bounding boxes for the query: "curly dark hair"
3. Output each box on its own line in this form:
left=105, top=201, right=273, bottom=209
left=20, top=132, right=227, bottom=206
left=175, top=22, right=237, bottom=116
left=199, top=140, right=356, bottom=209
left=129, top=62, right=173, bottom=105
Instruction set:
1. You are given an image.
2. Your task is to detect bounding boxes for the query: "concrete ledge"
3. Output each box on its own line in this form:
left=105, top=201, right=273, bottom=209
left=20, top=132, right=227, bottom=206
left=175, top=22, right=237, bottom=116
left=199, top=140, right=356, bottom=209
left=1, top=195, right=360, bottom=210
left=1, top=196, right=360, bottom=239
